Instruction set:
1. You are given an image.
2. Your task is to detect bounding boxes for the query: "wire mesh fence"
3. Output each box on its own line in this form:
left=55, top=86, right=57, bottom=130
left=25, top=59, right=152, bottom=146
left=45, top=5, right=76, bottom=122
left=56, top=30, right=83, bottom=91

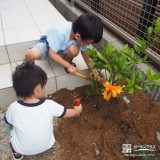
left=65, top=0, right=160, bottom=103
left=73, top=0, right=160, bottom=64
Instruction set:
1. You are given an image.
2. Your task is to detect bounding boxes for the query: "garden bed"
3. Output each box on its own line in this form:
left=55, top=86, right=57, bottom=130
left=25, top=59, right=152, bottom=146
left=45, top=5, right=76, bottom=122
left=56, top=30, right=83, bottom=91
left=1, top=84, right=159, bottom=160
left=24, top=84, right=160, bottom=160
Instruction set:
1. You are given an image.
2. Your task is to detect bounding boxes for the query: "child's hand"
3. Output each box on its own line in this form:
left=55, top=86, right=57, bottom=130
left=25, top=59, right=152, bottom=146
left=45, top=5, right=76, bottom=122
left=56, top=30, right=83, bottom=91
left=92, top=70, right=104, bottom=83
left=67, top=65, right=80, bottom=75
left=62, top=104, right=82, bottom=118
left=74, top=104, right=82, bottom=115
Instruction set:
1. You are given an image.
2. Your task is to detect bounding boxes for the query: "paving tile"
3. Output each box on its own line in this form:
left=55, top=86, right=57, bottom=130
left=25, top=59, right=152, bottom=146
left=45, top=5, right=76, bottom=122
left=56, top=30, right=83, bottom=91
left=0, top=30, right=5, bottom=46
left=10, top=61, right=22, bottom=72
left=0, top=0, right=25, bottom=9
left=56, top=70, right=90, bottom=90
left=38, top=23, right=53, bottom=33
left=0, top=6, right=30, bottom=18
left=49, top=53, right=88, bottom=77
left=45, top=77, right=57, bottom=96
left=35, top=60, right=55, bottom=78
left=0, top=46, right=9, bottom=64
left=0, top=64, right=12, bottom=89
left=0, top=87, right=17, bottom=106
left=11, top=60, right=55, bottom=78
left=72, top=53, right=88, bottom=71
left=7, top=41, right=38, bottom=62
left=27, top=3, right=58, bottom=14
left=24, top=0, right=50, bottom=6
left=3, top=26, right=41, bottom=45
left=49, top=60, right=67, bottom=77
left=2, top=15, right=36, bottom=29
left=32, top=12, right=66, bottom=25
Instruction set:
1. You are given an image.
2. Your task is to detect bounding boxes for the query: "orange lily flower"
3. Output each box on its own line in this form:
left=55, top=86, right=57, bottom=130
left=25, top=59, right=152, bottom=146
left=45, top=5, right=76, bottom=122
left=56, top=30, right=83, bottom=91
left=102, top=80, right=125, bottom=101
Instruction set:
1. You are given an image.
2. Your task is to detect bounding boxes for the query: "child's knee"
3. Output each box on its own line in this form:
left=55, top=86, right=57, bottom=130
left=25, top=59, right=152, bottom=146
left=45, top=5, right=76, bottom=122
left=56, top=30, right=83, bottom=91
left=25, top=48, right=42, bottom=61
left=67, top=45, right=79, bottom=57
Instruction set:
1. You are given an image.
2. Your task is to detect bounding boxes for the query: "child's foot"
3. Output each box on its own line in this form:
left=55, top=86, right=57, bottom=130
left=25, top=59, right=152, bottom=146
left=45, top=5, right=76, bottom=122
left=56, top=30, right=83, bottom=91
left=65, top=59, right=76, bottom=73
left=10, top=143, right=23, bottom=160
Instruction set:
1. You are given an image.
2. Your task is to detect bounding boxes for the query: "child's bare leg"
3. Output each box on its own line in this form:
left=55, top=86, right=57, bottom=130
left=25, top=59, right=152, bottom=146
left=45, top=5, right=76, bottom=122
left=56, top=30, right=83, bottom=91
left=25, top=48, right=42, bottom=62
left=64, top=45, right=79, bottom=60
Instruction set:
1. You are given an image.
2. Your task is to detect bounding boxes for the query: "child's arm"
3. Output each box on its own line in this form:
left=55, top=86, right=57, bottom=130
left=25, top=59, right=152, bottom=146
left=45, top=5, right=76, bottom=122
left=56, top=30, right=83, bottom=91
left=4, top=105, right=13, bottom=125
left=81, top=50, right=101, bottom=81
left=62, top=104, right=82, bottom=118
left=48, top=48, right=80, bottom=75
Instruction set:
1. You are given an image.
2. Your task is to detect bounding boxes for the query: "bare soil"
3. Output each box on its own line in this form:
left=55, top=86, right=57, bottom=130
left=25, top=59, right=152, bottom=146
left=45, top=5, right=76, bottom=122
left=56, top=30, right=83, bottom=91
left=20, top=84, right=160, bottom=160
left=49, top=85, right=160, bottom=160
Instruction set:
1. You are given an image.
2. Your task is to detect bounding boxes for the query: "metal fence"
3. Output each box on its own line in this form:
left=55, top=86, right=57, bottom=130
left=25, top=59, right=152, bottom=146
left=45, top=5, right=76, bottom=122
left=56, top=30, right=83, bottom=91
left=68, top=0, right=160, bottom=103
left=70, top=0, right=160, bottom=65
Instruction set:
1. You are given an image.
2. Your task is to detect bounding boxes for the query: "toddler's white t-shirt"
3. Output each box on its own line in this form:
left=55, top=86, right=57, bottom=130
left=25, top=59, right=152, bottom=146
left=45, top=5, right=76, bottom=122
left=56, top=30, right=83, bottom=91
left=4, top=99, right=66, bottom=155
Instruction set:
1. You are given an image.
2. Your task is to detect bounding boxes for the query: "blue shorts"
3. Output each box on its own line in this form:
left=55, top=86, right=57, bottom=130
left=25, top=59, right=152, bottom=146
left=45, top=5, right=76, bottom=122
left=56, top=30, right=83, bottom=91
left=30, top=36, right=79, bottom=60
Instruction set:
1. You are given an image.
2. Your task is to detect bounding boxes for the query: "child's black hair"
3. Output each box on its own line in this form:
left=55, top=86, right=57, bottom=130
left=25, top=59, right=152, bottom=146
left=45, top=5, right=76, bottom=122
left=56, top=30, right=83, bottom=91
left=72, top=13, right=103, bottom=43
left=12, top=63, right=47, bottom=98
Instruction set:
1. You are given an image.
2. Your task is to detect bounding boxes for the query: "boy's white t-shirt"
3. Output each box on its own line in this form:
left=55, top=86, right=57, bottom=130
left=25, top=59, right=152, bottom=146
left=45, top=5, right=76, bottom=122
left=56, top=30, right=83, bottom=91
left=42, top=21, right=87, bottom=52
left=4, top=99, right=66, bottom=155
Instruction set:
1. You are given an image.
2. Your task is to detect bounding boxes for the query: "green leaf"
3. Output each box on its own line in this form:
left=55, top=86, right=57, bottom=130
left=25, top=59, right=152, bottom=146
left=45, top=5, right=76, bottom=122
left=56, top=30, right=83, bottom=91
left=134, top=44, right=141, bottom=54
left=113, top=65, right=119, bottom=71
left=111, top=46, right=117, bottom=52
left=126, top=83, right=133, bottom=87
left=134, top=84, right=143, bottom=90
left=126, top=78, right=131, bottom=84
left=137, top=69, right=144, bottom=80
left=144, top=84, right=152, bottom=93
left=153, top=37, right=160, bottom=46
left=97, top=53, right=106, bottom=61
left=151, top=74, right=160, bottom=81
left=147, top=26, right=153, bottom=34
left=126, top=64, right=133, bottom=71
left=119, top=57, right=127, bottom=70
left=147, top=68, right=152, bottom=81
left=88, top=48, right=97, bottom=58
left=129, top=87, right=134, bottom=94
left=155, top=26, right=160, bottom=34
left=146, top=27, right=153, bottom=41
left=123, top=86, right=130, bottom=91
left=117, top=73, right=122, bottom=79
left=155, top=82, right=160, bottom=87
left=104, top=64, right=111, bottom=72
left=105, top=41, right=113, bottom=54
left=142, top=55, right=147, bottom=61
left=155, top=17, right=160, bottom=26
left=89, top=61, right=97, bottom=66
left=131, top=72, right=136, bottom=85
left=109, top=75, right=114, bottom=83
left=136, top=37, right=146, bottom=50
left=120, top=44, right=129, bottom=53
left=92, top=64, right=105, bottom=70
